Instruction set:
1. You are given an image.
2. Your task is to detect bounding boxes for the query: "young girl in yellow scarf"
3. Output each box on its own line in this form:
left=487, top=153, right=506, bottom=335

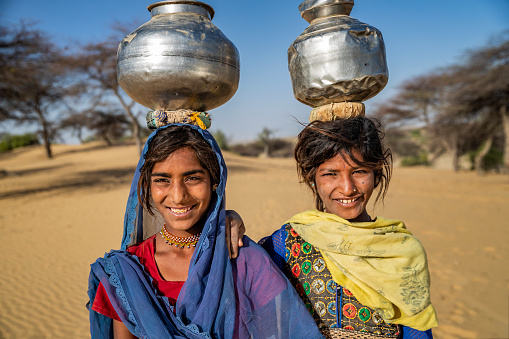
left=259, top=117, right=438, bottom=338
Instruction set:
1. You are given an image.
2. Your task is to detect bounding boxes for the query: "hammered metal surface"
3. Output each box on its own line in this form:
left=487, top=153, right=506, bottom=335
left=117, top=1, right=239, bottom=111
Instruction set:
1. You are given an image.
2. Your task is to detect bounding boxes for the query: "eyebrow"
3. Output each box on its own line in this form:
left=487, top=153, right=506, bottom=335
left=183, top=169, right=206, bottom=176
left=151, top=169, right=206, bottom=177
left=317, top=165, right=364, bottom=172
left=317, top=168, right=338, bottom=173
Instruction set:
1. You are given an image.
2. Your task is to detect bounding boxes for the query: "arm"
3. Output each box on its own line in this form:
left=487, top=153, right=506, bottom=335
left=113, top=320, right=137, bottom=339
left=225, top=209, right=245, bottom=259
left=92, top=282, right=138, bottom=338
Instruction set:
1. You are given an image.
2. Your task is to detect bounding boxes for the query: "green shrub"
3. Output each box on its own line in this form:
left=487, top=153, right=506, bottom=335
left=213, top=130, right=230, bottom=151
left=230, top=142, right=263, bottom=157
left=0, top=133, right=40, bottom=152
left=230, top=138, right=294, bottom=158
left=483, top=148, right=503, bottom=170
left=400, top=152, right=430, bottom=167
left=468, top=147, right=503, bottom=171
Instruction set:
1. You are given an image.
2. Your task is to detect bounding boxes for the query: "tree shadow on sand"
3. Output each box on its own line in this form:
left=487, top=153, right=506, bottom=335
left=227, top=162, right=295, bottom=172
left=226, top=164, right=264, bottom=173
left=56, top=141, right=137, bottom=157
left=10, top=164, right=70, bottom=176
left=0, top=167, right=136, bottom=200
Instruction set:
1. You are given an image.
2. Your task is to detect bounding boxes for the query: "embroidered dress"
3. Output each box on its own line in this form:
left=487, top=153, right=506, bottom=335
left=87, top=124, right=324, bottom=339
left=260, top=219, right=436, bottom=339
left=284, top=224, right=399, bottom=338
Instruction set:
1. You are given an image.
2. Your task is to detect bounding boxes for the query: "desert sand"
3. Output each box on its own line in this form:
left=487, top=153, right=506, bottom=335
left=0, top=141, right=508, bottom=339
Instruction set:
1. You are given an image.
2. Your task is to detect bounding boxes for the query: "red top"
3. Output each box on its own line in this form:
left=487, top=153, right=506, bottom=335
left=92, top=235, right=185, bottom=321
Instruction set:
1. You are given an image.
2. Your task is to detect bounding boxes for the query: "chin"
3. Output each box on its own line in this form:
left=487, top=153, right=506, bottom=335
left=334, top=210, right=365, bottom=221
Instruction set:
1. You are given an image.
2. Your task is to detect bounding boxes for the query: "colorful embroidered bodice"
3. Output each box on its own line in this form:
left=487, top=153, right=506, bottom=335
left=282, top=224, right=400, bottom=338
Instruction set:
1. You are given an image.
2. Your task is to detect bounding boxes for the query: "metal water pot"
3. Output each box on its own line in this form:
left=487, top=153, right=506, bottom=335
left=117, top=1, right=240, bottom=111
left=288, top=0, right=388, bottom=108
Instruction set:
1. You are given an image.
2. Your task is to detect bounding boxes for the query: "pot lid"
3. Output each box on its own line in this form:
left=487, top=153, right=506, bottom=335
left=148, top=1, right=215, bottom=20
left=299, top=0, right=354, bottom=23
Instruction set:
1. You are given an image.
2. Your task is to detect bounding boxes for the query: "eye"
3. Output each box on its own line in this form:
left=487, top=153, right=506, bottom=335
left=321, top=172, right=336, bottom=177
left=153, top=177, right=169, bottom=183
left=353, top=168, right=371, bottom=175
left=185, top=175, right=203, bottom=183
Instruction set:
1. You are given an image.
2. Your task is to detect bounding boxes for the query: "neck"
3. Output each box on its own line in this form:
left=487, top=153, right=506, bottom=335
left=348, top=211, right=372, bottom=222
left=160, top=224, right=202, bottom=249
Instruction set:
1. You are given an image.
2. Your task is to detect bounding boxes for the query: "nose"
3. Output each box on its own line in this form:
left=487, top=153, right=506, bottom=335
left=337, top=174, right=357, bottom=196
left=169, top=180, right=188, bottom=204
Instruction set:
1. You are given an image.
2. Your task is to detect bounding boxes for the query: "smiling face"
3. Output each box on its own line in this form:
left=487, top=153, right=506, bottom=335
left=150, top=147, right=212, bottom=236
left=315, top=151, right=375, bottom=222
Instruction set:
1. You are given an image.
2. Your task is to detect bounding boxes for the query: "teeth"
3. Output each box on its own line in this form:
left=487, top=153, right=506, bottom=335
left=170, top=206, right=192, bottom=214
left=338, top=198, right=358, bottom=204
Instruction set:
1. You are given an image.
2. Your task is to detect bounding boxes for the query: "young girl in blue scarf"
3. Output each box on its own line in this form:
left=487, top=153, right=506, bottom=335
left=259, top=117, right=438, bottom=338
left=88, top=124, right=323, bottom=338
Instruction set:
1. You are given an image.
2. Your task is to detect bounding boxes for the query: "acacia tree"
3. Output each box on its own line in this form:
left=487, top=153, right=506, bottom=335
left=374, top=73, right=447, bottom=165
left=431, top=109, right=492, bottom=172
left=446, top=34, right=509, bottom=172
left=72, top=38, right=144, bottom=154
left=86, top=109, right=130, bottom=146
left=375, top=34, right=509, bottom=173
left=0, top=24, right=72, bottom=158
left=375, top=73, right=445, bottom=130
left=59, top=106, right=130, bottom=145
left=59, top=110, right=89, bottom=144
left=258, top=127, right=275, bottom=158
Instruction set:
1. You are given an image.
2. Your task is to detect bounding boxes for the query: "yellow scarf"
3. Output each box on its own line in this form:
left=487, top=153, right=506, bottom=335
left=287, top=210, right=438, bottom=331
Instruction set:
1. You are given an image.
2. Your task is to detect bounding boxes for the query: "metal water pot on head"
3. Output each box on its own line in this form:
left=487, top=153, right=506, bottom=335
left=117, top=0, right=240, bottom=112
left=288, top=0, right=388, bottom=120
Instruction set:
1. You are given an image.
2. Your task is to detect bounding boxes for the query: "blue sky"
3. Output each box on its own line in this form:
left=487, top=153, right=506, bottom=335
left=1, top=0, right=508, bottom=143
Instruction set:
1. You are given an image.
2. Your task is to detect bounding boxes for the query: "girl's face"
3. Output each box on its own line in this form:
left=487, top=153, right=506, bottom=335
left=315, top=151, right=375, bottom=222
left=150, top=147, right=212, bottom=236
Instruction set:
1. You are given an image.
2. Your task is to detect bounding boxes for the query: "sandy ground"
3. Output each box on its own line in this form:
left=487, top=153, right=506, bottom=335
left=0, top=142, right=508, bottom=339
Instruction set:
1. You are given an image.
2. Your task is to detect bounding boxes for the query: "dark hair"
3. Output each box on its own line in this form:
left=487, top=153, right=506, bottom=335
left=294, top=117, right=392, bottom=211
left=138, top=125, right=220, bottom=215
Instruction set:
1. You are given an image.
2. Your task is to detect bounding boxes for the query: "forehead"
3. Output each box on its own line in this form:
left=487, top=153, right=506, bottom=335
left=152, top=147, right=205, bottom=172
left=318, top=150, right=364, bottom=170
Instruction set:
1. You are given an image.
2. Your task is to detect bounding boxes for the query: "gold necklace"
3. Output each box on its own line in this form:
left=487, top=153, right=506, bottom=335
left=160, top=224, right=201, bottom=249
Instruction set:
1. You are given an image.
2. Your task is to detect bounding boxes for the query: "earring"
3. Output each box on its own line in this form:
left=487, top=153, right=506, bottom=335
left=212, top=184, right=218, bottom=191
left=311, top=182, right=315, bottom=187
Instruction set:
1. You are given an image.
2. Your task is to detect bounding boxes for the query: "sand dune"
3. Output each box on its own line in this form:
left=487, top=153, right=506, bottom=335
left=0, top=142, right=507, bottom=338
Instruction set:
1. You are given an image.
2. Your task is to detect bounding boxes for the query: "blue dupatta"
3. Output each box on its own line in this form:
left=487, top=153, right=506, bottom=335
left=87, top=124, right=323, bottom=339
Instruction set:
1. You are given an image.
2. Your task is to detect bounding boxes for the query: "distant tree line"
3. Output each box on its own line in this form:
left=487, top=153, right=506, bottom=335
left=374, top=32, right=508, bottom=174
left=214, top=127, right=295, bottom=158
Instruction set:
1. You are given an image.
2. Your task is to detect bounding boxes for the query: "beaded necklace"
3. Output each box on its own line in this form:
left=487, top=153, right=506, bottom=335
left=160, top=224, right=201, bottom=249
